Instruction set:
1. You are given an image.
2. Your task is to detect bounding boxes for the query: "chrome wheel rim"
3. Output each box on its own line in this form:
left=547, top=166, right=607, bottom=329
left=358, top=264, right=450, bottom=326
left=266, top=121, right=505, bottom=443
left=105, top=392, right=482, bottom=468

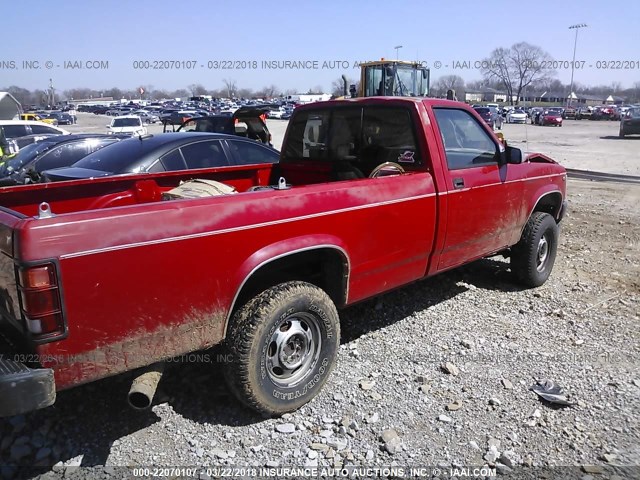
left=266, top=313, right=321, bottom=388
left=536, top=235, right=550, bottom=272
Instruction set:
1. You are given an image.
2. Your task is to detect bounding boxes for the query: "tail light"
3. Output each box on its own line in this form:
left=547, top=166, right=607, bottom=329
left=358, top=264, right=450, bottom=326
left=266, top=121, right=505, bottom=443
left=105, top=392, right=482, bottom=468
left=17, top=263, right=65, bottom=340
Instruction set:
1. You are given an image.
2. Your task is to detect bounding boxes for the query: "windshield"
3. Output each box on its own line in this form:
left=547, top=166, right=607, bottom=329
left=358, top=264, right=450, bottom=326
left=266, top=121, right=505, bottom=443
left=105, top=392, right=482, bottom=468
left=363, top=64, right=428, bottom=97
left=474, top=108, right=491, bottom=115
left=112, top=118, right=141, bottom=127
left=1, top=141, right=55, bottom=174
left=628, top=108, right=640, bottom=118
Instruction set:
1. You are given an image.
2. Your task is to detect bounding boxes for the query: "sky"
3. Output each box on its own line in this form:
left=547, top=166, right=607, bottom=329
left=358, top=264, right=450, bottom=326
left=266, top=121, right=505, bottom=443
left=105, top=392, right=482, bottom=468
left=3, top=0, right=639, bottom=94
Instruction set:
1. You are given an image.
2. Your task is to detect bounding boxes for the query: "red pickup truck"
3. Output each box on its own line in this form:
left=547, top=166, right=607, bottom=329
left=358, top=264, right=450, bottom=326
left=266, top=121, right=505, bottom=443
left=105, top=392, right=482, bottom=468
left=0, top=98, right=567, bottom=418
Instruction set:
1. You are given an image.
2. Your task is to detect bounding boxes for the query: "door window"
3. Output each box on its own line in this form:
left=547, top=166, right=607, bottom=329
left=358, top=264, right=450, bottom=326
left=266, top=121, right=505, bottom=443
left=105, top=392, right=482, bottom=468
left=179, top=140, right=228, bottom=169
left=433, top=108, right=497, bottom=169
left=226, top=140, right=279, bottom=165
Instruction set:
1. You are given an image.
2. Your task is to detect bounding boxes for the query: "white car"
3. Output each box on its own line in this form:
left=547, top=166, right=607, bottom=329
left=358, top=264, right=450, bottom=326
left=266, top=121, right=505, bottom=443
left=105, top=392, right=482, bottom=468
left=107, top=116, right=147, bottom=136
left=506, top=109, right=527, bottom=124
left=0, top=120, right=70, bottom=139
left=268, top=108, right=285, bottom=119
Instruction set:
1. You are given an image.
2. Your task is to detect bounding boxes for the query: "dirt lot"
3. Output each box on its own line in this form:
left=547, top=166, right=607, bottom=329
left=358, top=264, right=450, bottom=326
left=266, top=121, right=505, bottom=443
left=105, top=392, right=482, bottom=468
left=0, top=112, right=638, bottom=479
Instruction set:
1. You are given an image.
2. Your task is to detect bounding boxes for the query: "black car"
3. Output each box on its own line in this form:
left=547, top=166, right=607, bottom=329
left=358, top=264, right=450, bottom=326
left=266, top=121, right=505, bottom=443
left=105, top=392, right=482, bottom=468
left=11, top=133, right=60, bottom=150
left=619, top=108, right=640, bottom=138
left=173, top=107, right=272, bottom=145
left=47, top=112, right=75, bottom=125
left=473, top=107, right=503, bottom=130
left=0, top=134, right=126, bottom=186
left=42, top=132, right=280, bottom=182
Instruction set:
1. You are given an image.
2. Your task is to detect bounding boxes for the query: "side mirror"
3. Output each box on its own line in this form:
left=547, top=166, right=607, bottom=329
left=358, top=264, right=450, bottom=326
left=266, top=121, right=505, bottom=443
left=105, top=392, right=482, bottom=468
left=504, top=145, right=522, bottom=164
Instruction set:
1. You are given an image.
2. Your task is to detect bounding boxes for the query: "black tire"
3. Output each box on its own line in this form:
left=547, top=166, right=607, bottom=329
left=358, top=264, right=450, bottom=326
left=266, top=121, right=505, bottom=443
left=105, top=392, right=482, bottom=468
left=223, top=281, right=340, bottom=415
left=511, top=212, right=559, bottom=287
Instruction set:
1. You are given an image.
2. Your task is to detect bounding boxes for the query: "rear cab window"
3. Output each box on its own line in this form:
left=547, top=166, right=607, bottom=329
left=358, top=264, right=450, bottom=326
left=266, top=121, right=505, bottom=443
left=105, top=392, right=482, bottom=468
left=283, top=106, right=422, bottom=175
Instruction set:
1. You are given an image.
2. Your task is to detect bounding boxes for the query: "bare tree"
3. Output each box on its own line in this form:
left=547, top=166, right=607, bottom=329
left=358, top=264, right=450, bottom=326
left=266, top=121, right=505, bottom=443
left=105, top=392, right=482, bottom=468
left=480, top=42, right=556, bottom=105
left=222, top=79, right=237, bottom=98
left=188, top=84, right=208, bottom=96
left=258, top=85, right=280, bottom=99
left=237, top=88, right=254, bottom=99
left=330, top=77, right=358, bottom=97
left=610, top=81, right=622, bottom=93
left=169, top=89, right=190, bottom=100
left=431, top=75, right=465, bottom=98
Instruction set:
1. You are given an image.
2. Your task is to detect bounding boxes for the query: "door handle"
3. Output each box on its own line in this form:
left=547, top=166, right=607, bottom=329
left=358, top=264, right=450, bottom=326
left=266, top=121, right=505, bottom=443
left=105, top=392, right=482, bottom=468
left=453, top=177, right=465, bottom=189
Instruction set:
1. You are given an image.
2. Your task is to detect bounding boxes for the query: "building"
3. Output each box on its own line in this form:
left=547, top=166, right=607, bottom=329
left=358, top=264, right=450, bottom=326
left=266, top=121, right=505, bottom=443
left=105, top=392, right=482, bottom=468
left=0, top=91, right=22, bottom=120
left=286, top=94, right=332, bottom=104
left=464, top=88, right=517, bottom=103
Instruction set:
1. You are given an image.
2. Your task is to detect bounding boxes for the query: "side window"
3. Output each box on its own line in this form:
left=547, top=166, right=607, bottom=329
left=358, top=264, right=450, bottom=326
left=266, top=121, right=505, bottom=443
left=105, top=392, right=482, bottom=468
left=160, top=149, right=186, bottom=171
left=433, top=108, right=497, bottom=170
left=146, top=160, right=165, bottom=173
left=179, top=140, right=228, bottom=169
left=2, top=125, right=29, bottom=138
left=227, top=140, right=279, bottom=165
left=362, top=107, right=421, bottom=166
left=30, top=125, right=61, bottom=135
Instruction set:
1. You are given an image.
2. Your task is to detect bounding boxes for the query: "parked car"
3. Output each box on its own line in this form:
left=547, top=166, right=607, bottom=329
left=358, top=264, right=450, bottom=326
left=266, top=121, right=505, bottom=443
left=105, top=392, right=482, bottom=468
left=12, top=133, right=60, bottom=148
left=473, top=107, right=503, bottom=130
left=42, top=133, right=280, bottom=182
left=0, top=98, right=566, bottom=418
left=529, top=107, right=544, bottom=124
left=133, top=111, right=160, bottom=124
left=107, top=116, right=148, bottom=136
left=619, top=107, right=640, bottom=137
left=0, top=134, right=125, bottom=186
left=539, top=108, right=563, bottom=127
left=173, top=107, right=272, bottom=145
left=0, top=120, right=70, bottom=140
left=18, top=113, right=58, bottom=126
left=506, top=109, right=527, bottom=124
left=575, top=106, right=592, bottom=120
left=47, top=112, right=74, bottom=125
left=268, top=107, right=286, bottom=119
left=563, top=106, right=577, bottom=119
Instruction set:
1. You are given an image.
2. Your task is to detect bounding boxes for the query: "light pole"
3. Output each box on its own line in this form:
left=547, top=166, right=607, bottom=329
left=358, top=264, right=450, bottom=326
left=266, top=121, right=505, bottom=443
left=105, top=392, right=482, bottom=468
left=394, top=45, right=403, bottom=60
left=568, top=23, right=587, bottom=107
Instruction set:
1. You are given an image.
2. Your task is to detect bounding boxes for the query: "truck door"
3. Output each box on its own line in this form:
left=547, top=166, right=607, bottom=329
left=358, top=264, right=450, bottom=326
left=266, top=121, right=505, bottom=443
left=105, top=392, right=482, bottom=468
left=431, top=107, right=521, bottom=271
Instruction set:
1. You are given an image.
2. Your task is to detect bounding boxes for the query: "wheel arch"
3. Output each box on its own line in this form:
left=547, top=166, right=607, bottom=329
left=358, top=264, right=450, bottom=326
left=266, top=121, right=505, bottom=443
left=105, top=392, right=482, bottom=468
left=224, top=236, right=350, bottom=337
left=520, top=189, right=564, bottom=234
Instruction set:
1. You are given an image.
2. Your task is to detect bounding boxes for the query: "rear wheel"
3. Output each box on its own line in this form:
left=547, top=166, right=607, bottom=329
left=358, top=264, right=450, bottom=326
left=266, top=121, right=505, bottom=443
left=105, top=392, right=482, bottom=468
left=223, top=281, right=340, bottom=415
left=511, top=212, right=559, bottom=287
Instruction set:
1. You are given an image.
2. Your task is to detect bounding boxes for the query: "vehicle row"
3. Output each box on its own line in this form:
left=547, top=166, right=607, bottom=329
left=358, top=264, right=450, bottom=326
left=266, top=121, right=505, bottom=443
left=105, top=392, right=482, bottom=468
left=0, top=132, right=279, bottom=187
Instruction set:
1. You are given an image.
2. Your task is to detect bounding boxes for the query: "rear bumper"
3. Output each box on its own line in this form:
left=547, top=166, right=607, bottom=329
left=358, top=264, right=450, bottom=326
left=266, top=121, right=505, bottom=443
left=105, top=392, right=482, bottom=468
left=0, top=356, right=56, bottom=417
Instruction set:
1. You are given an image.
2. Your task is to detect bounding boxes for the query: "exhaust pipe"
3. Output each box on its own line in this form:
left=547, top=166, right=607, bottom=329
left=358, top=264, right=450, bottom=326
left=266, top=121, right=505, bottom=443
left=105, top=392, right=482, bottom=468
left=128, top=362, right=164, bottom=410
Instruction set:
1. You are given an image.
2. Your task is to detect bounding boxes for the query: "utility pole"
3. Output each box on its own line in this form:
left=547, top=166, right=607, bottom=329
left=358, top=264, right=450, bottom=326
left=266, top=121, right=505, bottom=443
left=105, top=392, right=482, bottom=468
left=568, top=24, right=587, bottom=107
left=394, top=45, right=403, bottom=60
left=48, top=78, right=55, bottom=108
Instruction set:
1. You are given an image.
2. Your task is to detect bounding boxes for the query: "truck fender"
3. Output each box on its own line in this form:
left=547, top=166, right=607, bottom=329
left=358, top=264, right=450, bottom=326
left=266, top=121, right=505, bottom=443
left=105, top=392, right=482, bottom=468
left=224, top=235, right=351, bottom=336
left=517, top=188, right=564, bottom=240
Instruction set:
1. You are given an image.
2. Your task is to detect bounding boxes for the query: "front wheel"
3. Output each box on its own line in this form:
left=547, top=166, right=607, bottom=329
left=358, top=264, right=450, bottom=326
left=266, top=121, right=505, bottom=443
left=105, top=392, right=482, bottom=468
left=223, top=281, right=340, bottom=415
left=511, top=212, right=559, bottom=287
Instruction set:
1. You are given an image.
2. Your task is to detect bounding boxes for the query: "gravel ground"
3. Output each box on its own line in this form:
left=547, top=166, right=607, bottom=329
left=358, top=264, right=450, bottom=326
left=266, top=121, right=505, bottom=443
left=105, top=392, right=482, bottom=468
left=0, top=179, right=638, bottom=480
